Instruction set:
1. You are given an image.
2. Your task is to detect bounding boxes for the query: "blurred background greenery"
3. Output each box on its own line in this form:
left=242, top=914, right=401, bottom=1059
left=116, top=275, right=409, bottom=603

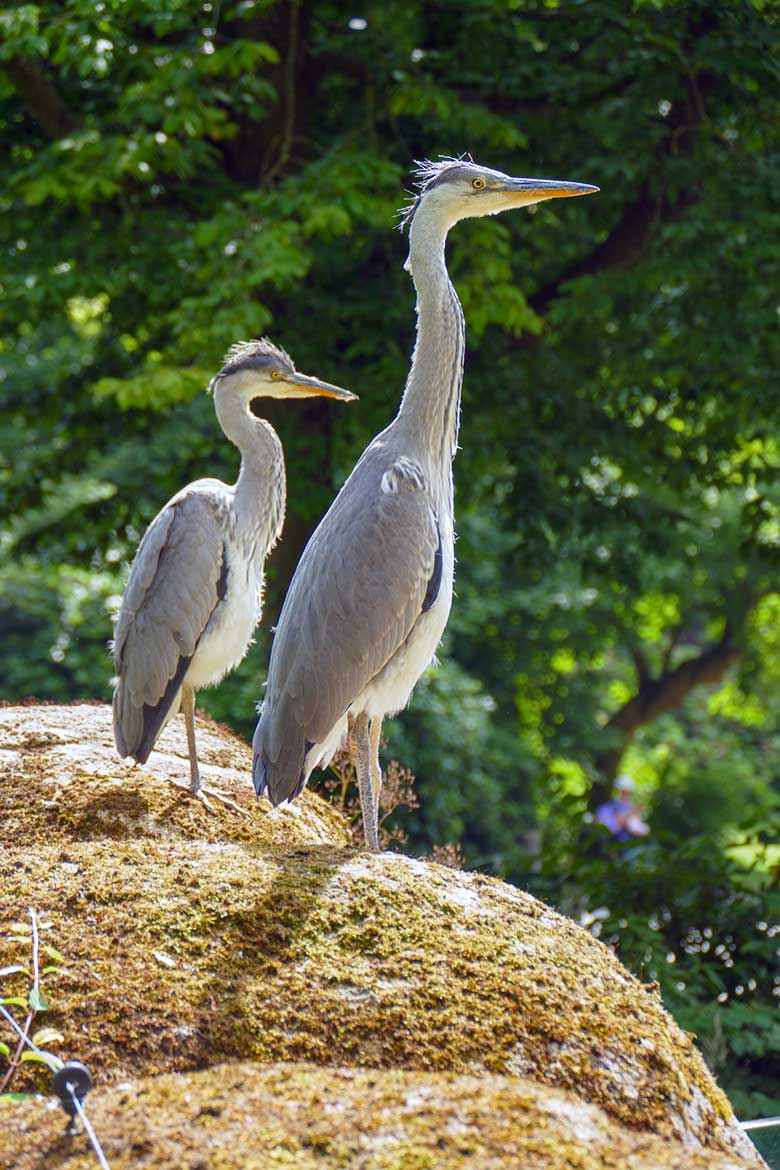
left=2, top=0, right=780, bottom=1119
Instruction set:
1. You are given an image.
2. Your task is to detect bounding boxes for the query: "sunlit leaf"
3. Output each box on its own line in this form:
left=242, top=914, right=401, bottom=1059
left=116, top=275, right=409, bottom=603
left=27, top=988, right=48, bottom=1012
left=31, top=1027, right=64, bottom=1047
left=20, top=1050, right=62, bottom=1071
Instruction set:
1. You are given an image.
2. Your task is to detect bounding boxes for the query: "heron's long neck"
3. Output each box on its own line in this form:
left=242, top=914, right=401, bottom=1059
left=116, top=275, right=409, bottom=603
left=395, top=207, right=465, bottom=486
left=214, top=389, right=286, bottom=556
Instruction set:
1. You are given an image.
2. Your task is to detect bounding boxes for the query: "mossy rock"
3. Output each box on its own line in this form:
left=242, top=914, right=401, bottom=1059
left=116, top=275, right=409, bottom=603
left=0, top=704, right=765, bottom=1169
left=3, top=1061, right=764, bottom=1170
left=0, top=702, right=348, bottom=850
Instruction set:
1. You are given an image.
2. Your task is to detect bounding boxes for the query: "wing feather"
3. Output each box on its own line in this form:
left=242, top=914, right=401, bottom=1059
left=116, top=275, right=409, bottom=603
left=112, top=488, right=228, bottom=763
left=254, top=453, right=440, bottom=800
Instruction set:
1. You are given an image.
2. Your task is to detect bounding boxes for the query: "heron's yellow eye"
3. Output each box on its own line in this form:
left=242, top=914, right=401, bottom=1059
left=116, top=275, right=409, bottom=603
left=471, top=177, right=485, bottom=189
left=271, top=369, right=282, bottom=380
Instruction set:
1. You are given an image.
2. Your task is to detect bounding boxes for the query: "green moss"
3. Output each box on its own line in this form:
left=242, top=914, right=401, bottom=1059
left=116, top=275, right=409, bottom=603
left=1, top=1063, right=763, bottom=1170
left=0, top=704, right=764, bottom=1170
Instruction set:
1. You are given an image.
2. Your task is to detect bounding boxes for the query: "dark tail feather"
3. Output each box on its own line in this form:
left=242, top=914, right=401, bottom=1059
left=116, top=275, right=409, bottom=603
left=252, top=711, right=311, bottom=805
left=251, top=750, right=306, bottom=805
left=252, top=751, right=268, bottom=798
left=135, top=654, right=192, bottom=763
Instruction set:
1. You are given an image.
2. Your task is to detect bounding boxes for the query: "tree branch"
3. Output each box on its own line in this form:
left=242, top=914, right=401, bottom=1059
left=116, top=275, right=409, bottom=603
left=219, top=0, right=311, bottom=187
left=661, top=627, right=682, bottom=676
left=590, top=619, right=744, bottom=807
left=607, top=627, right=740, bottom=737
left=520, top=70, right=717, bottom=327
left=528, top=182, right=696, bottom=319
left=631, top=647, right=651, bottom=687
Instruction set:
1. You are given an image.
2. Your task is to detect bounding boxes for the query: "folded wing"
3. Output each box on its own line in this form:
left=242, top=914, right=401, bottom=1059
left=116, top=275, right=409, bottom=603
left=112, top=490, right=228, bottom=762
left=254, top=455, right=441, bottom=801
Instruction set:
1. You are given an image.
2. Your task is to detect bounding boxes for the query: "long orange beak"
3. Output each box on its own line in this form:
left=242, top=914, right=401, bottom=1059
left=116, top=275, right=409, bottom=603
left=503, top=177, right=599, bottom=199
left=282, top=372, right=358, bottom=401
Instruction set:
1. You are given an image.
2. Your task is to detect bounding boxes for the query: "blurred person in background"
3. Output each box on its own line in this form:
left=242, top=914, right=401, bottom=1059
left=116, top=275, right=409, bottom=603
left=595, top=775, right=650, bottom=843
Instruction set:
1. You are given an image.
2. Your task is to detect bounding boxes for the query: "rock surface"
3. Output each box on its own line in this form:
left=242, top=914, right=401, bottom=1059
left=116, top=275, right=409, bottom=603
left=2, top=1062, right=764, bottom=1170
left=0, top=700, right=348, bottom=851
left=0, top=703, right=766, bottom=1169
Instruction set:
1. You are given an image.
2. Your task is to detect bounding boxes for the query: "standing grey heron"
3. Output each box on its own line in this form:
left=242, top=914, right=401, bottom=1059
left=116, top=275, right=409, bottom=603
left=252, top=159, right=598, bottom=847
left=112, top=338, right=356, bottom=812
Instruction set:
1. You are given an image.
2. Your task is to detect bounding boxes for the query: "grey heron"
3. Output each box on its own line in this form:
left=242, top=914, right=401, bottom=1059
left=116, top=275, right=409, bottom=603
left=252, top=160, right=598, bottom=847
left=112, top=338, right=356, bottom=812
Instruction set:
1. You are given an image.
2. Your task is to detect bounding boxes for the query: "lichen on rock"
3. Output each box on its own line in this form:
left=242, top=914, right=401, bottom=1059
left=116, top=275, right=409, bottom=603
left=2, top=1062, right=764, bottom=1170
left=0, top=704, right=766, bottom=1169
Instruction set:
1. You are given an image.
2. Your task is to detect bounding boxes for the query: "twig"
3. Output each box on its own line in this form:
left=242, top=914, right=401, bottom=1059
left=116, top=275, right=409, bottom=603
left=0, top=909, right=46, bottom=1092
left=0, top=1002, right=58, bottom=1070
left=30, top=907, right=40, bottom=995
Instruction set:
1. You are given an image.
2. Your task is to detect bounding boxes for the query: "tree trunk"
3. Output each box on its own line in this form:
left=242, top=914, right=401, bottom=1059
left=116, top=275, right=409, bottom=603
left=3, top=57, right=76, bottom=139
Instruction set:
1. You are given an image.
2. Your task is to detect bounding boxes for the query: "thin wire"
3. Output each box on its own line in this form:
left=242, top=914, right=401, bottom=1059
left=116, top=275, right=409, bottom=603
left=4, top=997, right=776, bottom=1156
left=67, top=1083, right=112, bottom=1170
left=0, top=1002, right=54, bottom=1064
left=0, top=1003, right=111, bottom=1169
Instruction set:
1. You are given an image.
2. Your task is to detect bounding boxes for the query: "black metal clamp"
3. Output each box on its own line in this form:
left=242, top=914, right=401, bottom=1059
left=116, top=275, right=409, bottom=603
left=52, top=1061, right=92, bottom=1132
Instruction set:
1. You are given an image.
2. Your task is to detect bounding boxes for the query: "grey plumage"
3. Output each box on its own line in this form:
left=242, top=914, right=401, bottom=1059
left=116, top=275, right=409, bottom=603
left=253, top=160, right=598, bottom=847
left=255, top=448, right=442, bottom=800
left=112, top=338, right=356, bottom=810
left=113, top=494, right=228, bottom=764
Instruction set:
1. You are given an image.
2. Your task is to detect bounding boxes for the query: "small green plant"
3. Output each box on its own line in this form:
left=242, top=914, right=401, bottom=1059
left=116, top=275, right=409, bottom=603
left=0, top=909, right=67, bottom=1097
left=322, top=741, right=420, bottom=850
left=322, top=740, right=463, bottom=865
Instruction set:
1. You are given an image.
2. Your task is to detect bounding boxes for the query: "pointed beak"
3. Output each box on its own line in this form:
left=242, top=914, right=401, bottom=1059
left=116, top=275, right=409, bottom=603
left=283, top=372, right=358, bottom=401
left=502, top=177, right=599, bottom=200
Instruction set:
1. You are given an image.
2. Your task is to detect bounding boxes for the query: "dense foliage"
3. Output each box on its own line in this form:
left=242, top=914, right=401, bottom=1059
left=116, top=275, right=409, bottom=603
left=2, top=0, right=780, bottom=1116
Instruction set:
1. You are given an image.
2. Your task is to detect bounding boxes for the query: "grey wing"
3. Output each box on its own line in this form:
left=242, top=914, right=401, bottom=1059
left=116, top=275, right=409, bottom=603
left=112, top=489, right=228, bottom=763
left=254, top=456, right=441, bottom=801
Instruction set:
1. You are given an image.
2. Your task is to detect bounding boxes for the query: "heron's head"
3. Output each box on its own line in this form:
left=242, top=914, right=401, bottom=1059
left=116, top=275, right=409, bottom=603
left=210, top=338, right=357, bottom=404
left=401, top=157, right=598, bottom=235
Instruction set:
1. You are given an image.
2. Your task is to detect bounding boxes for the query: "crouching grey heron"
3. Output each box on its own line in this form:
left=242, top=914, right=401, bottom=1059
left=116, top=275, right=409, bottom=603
left=112, top=338, right=356, bottom=812
left=252, top=160, right=598, bottom=847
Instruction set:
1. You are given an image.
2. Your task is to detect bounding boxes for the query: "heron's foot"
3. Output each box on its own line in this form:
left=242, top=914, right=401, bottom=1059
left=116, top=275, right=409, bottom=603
left=195, top=784, right=249, bottom=816
left=168, top=778, right=248, bottom=816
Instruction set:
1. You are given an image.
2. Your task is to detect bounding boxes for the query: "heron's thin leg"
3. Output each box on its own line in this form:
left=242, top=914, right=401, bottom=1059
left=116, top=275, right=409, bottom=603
left=351, top=711, right=379, bottom=852
left=174, top=685, right=247, bottom=816
left=181, top=685, right=201, bottom=793
left=369, top=717, right=383, bottom=824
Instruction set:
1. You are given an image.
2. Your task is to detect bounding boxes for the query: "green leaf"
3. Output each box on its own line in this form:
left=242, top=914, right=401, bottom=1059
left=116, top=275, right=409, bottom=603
left=27, top=987, right=48, bottom=1012
left=0, top=997, right=29, bottom=1010
left=42, top=946, right=65, bottom=965
left=0, top=1041, right=9, bottom=1056
left=20, top=1050, right=62, bottom=1071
